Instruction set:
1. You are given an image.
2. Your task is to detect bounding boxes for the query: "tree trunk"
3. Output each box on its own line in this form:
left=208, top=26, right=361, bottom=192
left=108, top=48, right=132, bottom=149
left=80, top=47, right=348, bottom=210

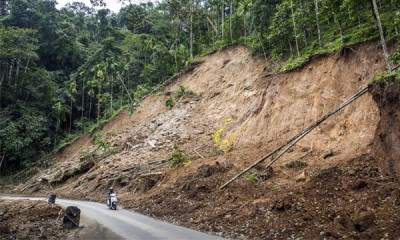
left=110, top=75, right=113, bottom=116
left=229, top=0, right=233, bottom=42
left=289, top=40, right=293, bottom=58
left=81, top=80, right=85, bottom=119
left=97, top=89, right=101, bottom=121
left=244, top=13, right=246, bottom=39
left=69, top=98, right=73, bottom=133
left=0, top=152, right=6, bottom=177
left=54, top=122, right=59, bottom=148
left=299, top=0, right=307, bottom=46
left=338, top=18, right=344, bottom=44
left=290, top=0, right=300, bottom=58
left=89, top=96, right=92, bottom=119
left=189, top=0, right=193, bottom=58
left=221, top=1, right=224, bottom=39
left=372, top=0, right=391, bottom=72
left=314, top=0, right=321, bottom=47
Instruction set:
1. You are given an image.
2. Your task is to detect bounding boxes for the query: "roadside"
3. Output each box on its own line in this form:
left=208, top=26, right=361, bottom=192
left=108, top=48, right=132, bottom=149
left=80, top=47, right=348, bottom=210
left=0, top=196, right=223, bottom=240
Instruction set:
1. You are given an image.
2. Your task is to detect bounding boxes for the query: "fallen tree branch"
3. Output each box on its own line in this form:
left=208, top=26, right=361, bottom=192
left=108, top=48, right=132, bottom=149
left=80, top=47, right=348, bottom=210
left=193, top=149, right=205, bottom=159
left=290, top=150, right=312, bottom=163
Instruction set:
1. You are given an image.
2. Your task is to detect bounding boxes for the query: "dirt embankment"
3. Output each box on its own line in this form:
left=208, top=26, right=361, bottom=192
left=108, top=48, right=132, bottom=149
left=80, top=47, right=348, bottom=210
left=5, top=42, right=400, bottom=239
left=370, top=79, right=400, bottom=178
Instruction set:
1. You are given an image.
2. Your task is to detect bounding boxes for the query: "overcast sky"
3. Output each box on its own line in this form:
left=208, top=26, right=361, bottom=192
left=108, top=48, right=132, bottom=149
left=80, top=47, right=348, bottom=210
left=56, top=0, right=156, bottom=13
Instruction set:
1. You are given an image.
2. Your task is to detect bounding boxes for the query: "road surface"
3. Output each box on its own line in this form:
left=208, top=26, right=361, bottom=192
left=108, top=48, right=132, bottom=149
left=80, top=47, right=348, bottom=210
left=0, top=195, right=223, bottom=240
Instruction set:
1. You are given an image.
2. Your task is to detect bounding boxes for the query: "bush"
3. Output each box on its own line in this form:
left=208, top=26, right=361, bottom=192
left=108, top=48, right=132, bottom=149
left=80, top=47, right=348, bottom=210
left=213, top=117, right=237, bottom=155
left=168, top=143, right=190, bottom=168
left=165, top=96, right=175, bottom=108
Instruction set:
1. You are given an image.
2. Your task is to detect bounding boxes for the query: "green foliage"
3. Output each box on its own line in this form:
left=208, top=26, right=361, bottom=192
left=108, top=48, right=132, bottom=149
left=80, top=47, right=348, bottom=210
left=168, top=143, right=189, bottom=169
left=279, top=55, right=310, bottom=73
left=92, top=132, right=109, bottom=152
left=0, top=104, right=51, bottom=173
left=165, top=96, right=175, bottom=108
left=165, top=84, right=194, bottom=110
left=391, top=42, right=400, bottom=65
left=134, top=84, right=152, bottom=100
left=74, top=117, right=95, bottom=133
left=176, top=84, right=194, bottom=98
left=245, top=172, right=257, bottom=183
left=370, top=71, right=400, bottom=85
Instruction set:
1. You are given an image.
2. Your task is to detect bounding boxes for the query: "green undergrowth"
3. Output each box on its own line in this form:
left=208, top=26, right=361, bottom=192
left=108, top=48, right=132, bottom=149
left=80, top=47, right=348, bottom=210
left=168, top=143, right=191, bottom=169
left=370, top=71, right=400, bottom=85
left=165, top=84, right=195, bottom=109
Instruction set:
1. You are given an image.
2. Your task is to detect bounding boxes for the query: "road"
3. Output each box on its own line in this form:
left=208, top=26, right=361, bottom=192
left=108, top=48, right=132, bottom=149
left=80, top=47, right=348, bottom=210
left=0, top=195, right=223, bottom=240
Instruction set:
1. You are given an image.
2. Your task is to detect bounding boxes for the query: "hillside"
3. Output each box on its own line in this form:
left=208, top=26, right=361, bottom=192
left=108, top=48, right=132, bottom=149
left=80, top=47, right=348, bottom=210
left=7, top=42, right=400, bottom=239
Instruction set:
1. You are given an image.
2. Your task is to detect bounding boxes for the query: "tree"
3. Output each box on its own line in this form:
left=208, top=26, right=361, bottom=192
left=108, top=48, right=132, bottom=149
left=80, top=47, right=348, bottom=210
left=371, top=0, right=391, bottom=72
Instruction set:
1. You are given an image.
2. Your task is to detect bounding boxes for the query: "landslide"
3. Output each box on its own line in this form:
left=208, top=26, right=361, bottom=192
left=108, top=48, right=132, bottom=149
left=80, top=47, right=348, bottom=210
left=8, top=42, right=400, bottom=239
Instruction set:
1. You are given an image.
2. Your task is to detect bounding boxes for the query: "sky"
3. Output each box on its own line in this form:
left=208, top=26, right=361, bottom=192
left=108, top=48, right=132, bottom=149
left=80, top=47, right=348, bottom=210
left=56, top=0, right=155, bottom=13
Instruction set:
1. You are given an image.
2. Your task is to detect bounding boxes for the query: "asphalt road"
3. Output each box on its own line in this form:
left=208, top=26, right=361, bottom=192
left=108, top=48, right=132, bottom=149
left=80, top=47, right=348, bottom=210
left=0, top=195, right=223, bottom=240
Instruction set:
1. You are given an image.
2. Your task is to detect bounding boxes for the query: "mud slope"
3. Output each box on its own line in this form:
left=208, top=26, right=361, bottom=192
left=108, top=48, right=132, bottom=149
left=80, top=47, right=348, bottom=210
left=11, top=42, right=400, bottom=239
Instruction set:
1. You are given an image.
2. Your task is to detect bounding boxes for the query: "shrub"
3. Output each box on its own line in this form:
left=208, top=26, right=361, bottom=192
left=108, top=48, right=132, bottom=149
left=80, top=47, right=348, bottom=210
left=165, top=96, right=175, bottom=108
left=213, top=117, right=238, bottom=155
left=168, top=143, right=190, bottom=168
left=245, top=172, right=257, bottom=183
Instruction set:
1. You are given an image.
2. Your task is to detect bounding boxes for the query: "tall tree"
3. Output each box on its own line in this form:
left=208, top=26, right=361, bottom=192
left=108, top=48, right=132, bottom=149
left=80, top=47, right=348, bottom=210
left=371, top=0, right=391, bottom=72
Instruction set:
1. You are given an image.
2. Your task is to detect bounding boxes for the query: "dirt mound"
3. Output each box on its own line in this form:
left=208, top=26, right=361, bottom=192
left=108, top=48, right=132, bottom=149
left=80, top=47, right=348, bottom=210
left=370, top=79, right=400, bottom=178
left=127, top=155, right=400, bottom=239
left=0, top=199, right=72, bottom=239
left=7, top=42, right=400, bottom=239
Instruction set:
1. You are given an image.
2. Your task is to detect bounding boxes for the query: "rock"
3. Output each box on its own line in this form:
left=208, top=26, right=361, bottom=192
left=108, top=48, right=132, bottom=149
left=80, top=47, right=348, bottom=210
left=352, top=180, right=368, bottom=190
left=353, top=207, right=376, bottom=232
left=295, top=170, right=310, bottom=182
left=323, top=150, right=334, bottom=159
left=181, top=134, right=191, bottom=140
left=148, top=140, right=157, bottom=148
left=194, top=129, right=205, bottom=135
left=197, top=164, right=212, bottom=178
left=111, top=140, right=122, bottom=147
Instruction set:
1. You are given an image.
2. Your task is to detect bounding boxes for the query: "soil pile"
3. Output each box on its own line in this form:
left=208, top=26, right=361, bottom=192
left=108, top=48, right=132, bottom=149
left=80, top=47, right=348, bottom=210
left=6, top=42, right=400, bottom=239
left=0, top=199, right=72, bottom=239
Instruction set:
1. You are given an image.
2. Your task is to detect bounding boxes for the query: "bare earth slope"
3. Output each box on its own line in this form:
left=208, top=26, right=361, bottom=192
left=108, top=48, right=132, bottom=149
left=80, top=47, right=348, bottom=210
left=10, top=42, right=400, bottom=239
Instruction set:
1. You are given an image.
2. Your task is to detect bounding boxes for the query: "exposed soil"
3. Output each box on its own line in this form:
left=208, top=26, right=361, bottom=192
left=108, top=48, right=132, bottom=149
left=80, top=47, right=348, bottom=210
left=3, top=41, right=400, bottom=239
left=0, top=199, right=73, bottom=239
left=370, top=79, right=400, bottom=178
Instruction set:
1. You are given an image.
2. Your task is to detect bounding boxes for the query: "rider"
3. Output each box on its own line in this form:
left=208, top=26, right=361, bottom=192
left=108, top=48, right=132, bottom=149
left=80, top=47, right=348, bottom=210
left=108, top=187, right=114, bottom=206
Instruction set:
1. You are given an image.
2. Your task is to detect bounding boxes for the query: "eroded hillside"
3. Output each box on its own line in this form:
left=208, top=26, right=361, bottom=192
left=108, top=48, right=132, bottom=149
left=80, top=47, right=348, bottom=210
left=9, top=42, right=400, bottom=239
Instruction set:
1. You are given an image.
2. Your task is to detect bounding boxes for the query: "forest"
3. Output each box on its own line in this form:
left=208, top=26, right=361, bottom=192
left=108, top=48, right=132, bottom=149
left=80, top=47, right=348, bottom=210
left=0, top=0, right=399, bottom=176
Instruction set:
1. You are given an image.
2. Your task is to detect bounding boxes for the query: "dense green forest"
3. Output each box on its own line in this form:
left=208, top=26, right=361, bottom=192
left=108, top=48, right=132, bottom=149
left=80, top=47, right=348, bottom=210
left=0, top=0, right=398, bottom=176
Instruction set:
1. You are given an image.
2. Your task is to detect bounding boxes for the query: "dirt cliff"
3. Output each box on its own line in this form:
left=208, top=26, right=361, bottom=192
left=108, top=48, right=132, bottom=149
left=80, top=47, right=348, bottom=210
left=370, top=78, right=400, bottom=178
left=8, top=42, right=400, bottom=239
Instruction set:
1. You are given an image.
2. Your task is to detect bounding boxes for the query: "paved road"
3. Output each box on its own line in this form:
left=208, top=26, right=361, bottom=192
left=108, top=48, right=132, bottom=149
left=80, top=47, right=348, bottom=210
left=0, top=195, right=223, bottom=240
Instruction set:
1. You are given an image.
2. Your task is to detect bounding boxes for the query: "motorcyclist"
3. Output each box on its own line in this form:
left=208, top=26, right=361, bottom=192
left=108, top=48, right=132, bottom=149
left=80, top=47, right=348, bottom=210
left=108, top=187, right=114, bottom=206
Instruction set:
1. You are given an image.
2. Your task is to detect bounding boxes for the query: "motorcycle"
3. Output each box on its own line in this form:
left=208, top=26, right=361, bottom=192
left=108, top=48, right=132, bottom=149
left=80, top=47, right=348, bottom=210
left=107, top=192, right=117, bottom=210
